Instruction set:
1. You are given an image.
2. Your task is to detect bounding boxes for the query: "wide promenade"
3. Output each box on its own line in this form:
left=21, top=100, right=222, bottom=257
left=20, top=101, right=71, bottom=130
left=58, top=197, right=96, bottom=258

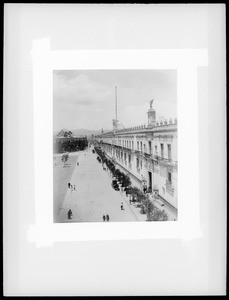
left=56, top=148, right=146, bottom=222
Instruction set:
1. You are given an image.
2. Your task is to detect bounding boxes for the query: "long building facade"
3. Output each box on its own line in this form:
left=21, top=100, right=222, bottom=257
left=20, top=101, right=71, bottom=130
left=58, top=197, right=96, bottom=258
left=94, top=102, right=178, bottom=211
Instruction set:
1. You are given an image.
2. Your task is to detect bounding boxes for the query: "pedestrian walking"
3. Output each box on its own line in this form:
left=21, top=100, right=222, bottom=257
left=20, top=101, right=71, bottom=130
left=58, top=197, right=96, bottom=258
left=74, top=185, right=76, bottom=190
left=68, top=182, right=71, bottom=189
left=71, top=184, right=73, bottom=191
left=67, top=209, right=72, bottom=220
left=121, top=203, right=124, bottom=210
left=103, top=215, right=106, bottom=221
left=106, top=214, right=110, bottom=222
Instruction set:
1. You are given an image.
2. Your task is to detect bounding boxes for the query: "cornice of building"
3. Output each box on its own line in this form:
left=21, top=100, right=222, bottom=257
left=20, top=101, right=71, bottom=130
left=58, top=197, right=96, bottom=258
left=113, top=123, right=177, bottom=136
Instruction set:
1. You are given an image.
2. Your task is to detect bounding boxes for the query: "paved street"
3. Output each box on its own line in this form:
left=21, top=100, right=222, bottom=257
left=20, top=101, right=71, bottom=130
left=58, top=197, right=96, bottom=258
left=57, top=148, right=146, bottom=222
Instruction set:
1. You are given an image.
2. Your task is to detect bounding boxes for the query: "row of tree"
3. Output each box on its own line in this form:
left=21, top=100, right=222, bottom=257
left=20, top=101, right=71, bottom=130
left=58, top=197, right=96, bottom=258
left=94, top=147, right=168, bottom=221
left=54, top=138, right=88, bottom=153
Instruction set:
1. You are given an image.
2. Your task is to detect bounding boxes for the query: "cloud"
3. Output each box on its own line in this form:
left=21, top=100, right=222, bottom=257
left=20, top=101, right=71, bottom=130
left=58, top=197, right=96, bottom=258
left=53, top=70, right=177, bottom=131
left=53, top=73, right=112, bottom=107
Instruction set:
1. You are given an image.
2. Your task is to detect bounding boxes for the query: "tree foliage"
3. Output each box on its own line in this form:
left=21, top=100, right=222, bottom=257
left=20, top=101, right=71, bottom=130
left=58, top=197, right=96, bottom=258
left=148, top=207, right=168, bottom=221
left=54, top=137, right=88, bottom=153
left=61, top=153, right=69, bottom=166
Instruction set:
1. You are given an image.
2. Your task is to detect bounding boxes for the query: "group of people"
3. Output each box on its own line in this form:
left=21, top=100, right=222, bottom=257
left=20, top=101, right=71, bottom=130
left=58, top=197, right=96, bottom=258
left=68, top=182, right=76, bottom=191
left=102, top=202, right=124, bottom=222
left=103, top=214, right=110, bottom=222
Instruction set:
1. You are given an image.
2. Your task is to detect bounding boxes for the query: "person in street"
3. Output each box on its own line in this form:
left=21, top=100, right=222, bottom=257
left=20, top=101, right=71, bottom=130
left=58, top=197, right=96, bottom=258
left=106, top=214, right=110, bottom=221
left=103, top=215, right=106, bottom=221
left=121, top=203, right=124, bottom=210
left=68, top=182, right=71, bottom=189
left=74, top=185, right=76, bottom=190
left=143, top=184, right=147, bottom=194
left=67, top=209, right=72, bottom=220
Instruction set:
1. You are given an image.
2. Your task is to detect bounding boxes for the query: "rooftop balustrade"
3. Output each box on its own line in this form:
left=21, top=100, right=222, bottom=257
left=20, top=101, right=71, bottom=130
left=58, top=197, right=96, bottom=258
left=114, top=118, right=177, bottom=134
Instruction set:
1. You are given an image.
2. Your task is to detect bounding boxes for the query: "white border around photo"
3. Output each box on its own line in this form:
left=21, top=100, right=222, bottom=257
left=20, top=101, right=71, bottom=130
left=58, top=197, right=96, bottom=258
left=29, top=38, right=208, bottom=246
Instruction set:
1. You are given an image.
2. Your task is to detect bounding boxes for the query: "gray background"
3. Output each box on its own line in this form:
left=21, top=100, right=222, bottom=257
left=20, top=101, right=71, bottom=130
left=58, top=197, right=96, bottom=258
left=4, top=4, right=226, bottom=296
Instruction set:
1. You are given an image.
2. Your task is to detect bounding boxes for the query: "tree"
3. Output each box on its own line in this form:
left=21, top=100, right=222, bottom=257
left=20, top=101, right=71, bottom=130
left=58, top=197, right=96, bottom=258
left=54, top=136, right=88, bottom=153
left=114, top=169, right=122, bottom=181
left=62, top=153, right=69, bottom=166
left=148, top=208, right=168, bottom=221
left=122, top=174, right=131, bottom=187
left=138, top=194, right=168, bottom=221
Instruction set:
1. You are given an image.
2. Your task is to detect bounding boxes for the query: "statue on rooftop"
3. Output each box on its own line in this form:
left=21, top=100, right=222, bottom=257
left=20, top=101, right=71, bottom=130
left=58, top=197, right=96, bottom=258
left=149, top=99, right=154, bottom=109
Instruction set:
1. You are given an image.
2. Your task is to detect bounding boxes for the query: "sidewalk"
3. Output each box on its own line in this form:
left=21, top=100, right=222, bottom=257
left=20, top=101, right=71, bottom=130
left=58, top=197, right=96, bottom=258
left=116, top=185, right=147, bottom=222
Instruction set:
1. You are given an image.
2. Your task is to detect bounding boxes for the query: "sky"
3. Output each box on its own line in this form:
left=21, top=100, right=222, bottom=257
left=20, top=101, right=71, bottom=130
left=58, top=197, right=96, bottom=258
left=53, top=69, right=177, bottom=132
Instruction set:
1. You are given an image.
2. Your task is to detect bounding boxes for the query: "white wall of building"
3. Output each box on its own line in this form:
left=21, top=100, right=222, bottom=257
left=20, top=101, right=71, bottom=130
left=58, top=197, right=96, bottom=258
left=98, top=121, right=178, bottom=210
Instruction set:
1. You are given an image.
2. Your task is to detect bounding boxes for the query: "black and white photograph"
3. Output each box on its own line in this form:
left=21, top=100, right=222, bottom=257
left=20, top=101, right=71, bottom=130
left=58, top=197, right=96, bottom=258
left=3, top=3, right=226, bottom=297
left=53, top=70, right=177, bottom=223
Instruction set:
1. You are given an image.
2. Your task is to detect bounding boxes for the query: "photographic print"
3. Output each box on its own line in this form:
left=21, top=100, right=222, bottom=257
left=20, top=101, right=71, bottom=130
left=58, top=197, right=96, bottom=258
left=4, top=3, right=227, bottom=296
left=53, top=70, right=178, bottom=223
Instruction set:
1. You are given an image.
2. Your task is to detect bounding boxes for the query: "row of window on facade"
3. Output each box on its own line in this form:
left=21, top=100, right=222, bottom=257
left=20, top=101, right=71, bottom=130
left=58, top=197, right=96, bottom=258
left=115, top=139, right=172, bottom=160
left=104, top=141, right=172, bottom=162
left=118, top=150, right=173, bottom=184
left=103, top=143, right=173, bottom=184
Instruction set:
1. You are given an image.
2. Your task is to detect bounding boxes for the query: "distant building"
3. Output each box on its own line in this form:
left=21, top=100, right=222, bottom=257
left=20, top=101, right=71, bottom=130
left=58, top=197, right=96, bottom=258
left=94, top=101, right=178, bottom=210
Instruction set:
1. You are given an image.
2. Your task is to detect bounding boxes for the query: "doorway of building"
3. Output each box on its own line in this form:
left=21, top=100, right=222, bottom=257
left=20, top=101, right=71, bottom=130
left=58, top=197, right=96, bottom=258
left=148, top=171, right=152, bottom=190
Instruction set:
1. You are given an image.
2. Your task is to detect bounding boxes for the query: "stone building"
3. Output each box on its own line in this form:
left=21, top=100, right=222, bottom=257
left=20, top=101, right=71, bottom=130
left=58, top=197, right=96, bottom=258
left=94, top=100, right=178, bottom=211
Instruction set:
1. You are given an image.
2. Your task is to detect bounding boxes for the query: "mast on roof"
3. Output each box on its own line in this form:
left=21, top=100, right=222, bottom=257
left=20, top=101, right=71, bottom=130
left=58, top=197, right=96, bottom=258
left=115, top=86, right=117, bottom=120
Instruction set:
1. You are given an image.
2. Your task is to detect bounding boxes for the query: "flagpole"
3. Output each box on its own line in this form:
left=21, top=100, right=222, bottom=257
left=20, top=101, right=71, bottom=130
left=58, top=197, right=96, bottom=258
left=115, top=86, right=117, bottom=120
